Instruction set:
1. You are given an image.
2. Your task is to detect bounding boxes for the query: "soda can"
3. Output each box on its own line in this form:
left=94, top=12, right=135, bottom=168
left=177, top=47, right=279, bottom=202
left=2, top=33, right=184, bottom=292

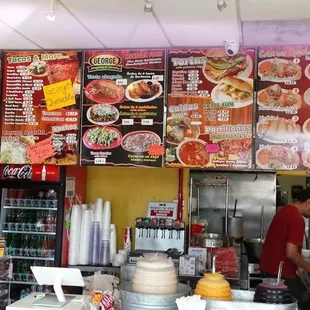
left=123, top=227, right=132, bottom=255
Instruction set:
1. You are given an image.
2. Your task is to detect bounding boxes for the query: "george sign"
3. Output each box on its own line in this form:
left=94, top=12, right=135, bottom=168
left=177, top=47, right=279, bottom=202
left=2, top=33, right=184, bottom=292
left=81, top=49, right=166, bottom=167
left=43, top=79, right=76, bottom=111
left=147, top=201, right=177, bottom=219
left=27, top=137, right=56, bottom=164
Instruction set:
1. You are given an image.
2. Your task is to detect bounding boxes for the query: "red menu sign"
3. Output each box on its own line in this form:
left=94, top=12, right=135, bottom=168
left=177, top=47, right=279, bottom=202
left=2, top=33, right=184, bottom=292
left=0, top=164, right=60, bottom=182
left=80, top=50, right=165, bottom=167
left=0, top=51, right=82, bottom=165
left=166, top=48, right=255, bottom=169
left=256, top=45, right=310, bottom=171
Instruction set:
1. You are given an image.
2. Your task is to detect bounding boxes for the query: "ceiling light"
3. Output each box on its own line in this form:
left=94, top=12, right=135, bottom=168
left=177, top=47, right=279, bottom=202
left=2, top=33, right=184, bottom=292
left=46, top=0, right=56, bottom=21
left=217, top=0, right=227, bottom=12
left=144, top=0, right=153, bottom=13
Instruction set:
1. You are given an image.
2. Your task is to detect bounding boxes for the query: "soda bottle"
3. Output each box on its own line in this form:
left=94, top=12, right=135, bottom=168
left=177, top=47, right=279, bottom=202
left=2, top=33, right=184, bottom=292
left=5, top=234, right=11, bottom=255
left=41, top=236, right=48, bottom=258
left=6, top=212, right=11, bottom=223
left=22, top=235, right=29, bottom=257
left=21, top=261, right=28, bottom=282
left=29, top=236, right=36, bottom=257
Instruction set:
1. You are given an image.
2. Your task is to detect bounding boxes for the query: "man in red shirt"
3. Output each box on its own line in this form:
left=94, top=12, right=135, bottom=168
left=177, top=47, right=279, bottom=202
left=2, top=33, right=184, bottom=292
left=260, top=188, right=310, bottom=309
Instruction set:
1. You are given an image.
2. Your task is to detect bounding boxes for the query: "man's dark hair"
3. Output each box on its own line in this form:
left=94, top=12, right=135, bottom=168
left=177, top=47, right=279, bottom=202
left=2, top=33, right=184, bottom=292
left=295, top=188, right=310, bottom=202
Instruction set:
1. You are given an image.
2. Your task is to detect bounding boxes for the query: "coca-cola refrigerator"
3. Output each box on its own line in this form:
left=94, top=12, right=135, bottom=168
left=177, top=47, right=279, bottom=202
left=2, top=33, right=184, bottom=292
left=0, top=165, right=86, bottom=301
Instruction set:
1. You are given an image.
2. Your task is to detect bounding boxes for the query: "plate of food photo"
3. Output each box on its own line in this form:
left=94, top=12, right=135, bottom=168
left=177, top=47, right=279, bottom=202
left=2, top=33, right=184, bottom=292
left=86, top=104, right=119, bottom=126
left=257, top=118, right=301, bottom=144
left=257, top=84, right=302, bottom=111
left=203, top=49, right=253, bottom=84
left=258, top=58, right=302, bottom=82
left=125, top=79, right=163, bottom=103
left=211, top=76, right=253, bottom=108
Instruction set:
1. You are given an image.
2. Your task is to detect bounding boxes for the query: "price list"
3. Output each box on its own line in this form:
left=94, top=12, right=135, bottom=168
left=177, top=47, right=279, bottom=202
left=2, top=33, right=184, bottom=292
left=0, top=51, right=82, bottom=165
left=4, top=65, right=44, bottom=126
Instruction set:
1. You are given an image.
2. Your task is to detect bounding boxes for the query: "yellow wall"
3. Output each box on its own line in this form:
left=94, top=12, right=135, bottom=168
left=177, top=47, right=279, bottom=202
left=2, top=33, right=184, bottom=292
left=86, top=167, right=190, bottom=250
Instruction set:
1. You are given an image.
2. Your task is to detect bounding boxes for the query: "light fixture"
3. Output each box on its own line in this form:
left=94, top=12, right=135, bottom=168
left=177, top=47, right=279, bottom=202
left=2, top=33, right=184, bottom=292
left=217, top=0, right=227, bottom=12
left=46, top=0, right=56, bottom=21
left=144, top=0, right=153, bottom=13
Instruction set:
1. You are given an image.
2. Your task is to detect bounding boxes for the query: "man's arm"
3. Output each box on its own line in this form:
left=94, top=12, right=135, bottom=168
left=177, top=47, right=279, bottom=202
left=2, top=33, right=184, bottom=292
left=286, top=243, right=310, bottom=271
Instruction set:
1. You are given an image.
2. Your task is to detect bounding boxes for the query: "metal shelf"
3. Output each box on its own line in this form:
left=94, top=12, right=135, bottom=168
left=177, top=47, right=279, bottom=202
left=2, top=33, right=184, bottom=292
left=0, top=280, right=37, bottom=285
left=11, top=256, right=54, bottom=261
left=3, top=206, right=57, bottom=211
left=68, top=265, right=120, bottom=273
left=2, top=230, right=56, bottom=235
left=193, top=177, right=228, bottom=187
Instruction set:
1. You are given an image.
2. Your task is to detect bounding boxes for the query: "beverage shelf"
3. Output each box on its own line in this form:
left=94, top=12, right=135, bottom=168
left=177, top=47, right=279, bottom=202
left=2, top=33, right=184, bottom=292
left=3, top=206, right=57, bottom=211
left=11, top=256, right=54, bottom=261
left=2, top=230, right=56, bottom=236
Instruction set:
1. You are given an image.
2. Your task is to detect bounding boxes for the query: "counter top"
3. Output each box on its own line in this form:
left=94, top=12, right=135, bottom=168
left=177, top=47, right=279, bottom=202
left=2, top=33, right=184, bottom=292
left=6, top=293, right=86, bottom=310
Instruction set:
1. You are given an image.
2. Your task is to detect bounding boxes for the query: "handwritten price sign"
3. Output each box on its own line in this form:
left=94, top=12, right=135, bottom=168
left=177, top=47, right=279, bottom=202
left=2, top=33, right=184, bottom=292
left=27, top=137, right=56, bottom=164
left=43, top=79, right=76, bottom=111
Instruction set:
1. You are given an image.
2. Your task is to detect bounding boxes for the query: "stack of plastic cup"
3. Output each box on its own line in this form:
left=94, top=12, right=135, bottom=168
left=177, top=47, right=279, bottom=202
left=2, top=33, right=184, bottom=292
left=102, top=201, right=111, bottom=240
left=90, top=222, right=100, bottom=265
left=100, top=240, right=110, bottom=266
left=68, top=205, right=81, bottom=266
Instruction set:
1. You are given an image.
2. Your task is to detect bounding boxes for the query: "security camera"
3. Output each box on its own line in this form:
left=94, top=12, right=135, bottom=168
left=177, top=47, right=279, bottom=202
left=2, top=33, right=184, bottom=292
left=225, top=41, right=240, bottom=56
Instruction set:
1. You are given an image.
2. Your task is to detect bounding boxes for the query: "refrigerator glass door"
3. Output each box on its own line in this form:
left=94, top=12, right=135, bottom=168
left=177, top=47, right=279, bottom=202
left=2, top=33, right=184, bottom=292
left=0, top=186, right=60, bottom=289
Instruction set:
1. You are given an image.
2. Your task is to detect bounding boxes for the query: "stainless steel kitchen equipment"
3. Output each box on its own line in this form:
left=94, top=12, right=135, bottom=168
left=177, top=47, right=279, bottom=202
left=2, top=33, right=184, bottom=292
left=197, top=233, right=231, bottom=248
left=119, top=282, right=191, bottom=310
left=189, top=176, right=229, bottom=245
left=134, top=218, right=185, bottom=254
left=244, top=206, right=265, bottom=262
left=190, top=171, right=276, bottom=290
left=244, top=238, right=264, bottom=262
left=225, top=216, right=244, bottom=240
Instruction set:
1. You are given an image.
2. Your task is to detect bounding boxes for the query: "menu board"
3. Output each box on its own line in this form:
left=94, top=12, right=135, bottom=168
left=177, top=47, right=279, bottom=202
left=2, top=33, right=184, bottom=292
left=256, top=45, right=310, bottom=171
left=0, top=51, right=82, bottom=165
left=165, top=48, right=255, bottom=169
left=81, top=50, right=165, bottom=167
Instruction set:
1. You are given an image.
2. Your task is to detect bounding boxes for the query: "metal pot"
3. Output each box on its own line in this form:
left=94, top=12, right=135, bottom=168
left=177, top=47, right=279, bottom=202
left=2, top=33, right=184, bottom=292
left=223, top=216, right=244, bottom=240
left=243, top=238, right=264, bottom=262
left=198, top=233, right=230, bottom=248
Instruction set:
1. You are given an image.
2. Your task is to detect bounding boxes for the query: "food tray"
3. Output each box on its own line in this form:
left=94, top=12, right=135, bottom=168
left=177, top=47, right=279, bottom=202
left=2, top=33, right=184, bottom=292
left=204, top=290, right=297, bottom=310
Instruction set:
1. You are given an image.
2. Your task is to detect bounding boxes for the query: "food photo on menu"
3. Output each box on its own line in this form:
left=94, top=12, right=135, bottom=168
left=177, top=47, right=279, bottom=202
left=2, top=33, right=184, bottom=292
left=255, top=45, right=310, bottom=171
left=80, top=50, right=166, bottom=167
left=0, top=51, right=82, bottom=165
left=165, top=47, right=255, bottom=169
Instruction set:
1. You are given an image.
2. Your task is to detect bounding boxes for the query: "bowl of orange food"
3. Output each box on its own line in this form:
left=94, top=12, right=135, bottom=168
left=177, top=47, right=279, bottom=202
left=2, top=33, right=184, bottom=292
left=176, top=138, right=210, bottom=167
left=166, top=117, right=200, bottom=146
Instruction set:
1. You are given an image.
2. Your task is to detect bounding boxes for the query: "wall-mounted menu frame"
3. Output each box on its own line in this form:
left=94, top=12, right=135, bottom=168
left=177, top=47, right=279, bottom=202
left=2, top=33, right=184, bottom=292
left=255, top=45, right=310, bottom=171
left=0, top=51, right=82, bottom=165
left=80, top=49, right=166, bottom=167
left=165, top=47, right=255, bottom=169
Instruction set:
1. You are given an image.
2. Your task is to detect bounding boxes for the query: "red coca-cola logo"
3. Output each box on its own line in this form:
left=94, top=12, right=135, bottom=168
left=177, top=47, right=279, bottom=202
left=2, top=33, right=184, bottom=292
left=2, top=165, right=32, bottom=180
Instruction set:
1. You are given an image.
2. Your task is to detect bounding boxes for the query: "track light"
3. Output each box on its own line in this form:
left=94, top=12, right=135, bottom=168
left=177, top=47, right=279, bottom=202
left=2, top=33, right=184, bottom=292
left=144, top=0, right=153, bottom=13
left=46, top=0, right=56, bottom=21
left=217, top=0, right=227, bottom=12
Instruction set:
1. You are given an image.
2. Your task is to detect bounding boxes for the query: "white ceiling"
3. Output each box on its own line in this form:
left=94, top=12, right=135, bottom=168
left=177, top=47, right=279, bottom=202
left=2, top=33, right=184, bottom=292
left=0, top=0, right=310, bottom=49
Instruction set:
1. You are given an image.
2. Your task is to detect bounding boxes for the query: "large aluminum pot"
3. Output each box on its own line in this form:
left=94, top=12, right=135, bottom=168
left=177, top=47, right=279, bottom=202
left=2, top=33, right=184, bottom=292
left=198, top=233, right=231, bottom=248
left=223, top=216, right=244, bottom=239
left=120, top=282, right=191, bottom=310
left=244, top=238, right=264, bottom=262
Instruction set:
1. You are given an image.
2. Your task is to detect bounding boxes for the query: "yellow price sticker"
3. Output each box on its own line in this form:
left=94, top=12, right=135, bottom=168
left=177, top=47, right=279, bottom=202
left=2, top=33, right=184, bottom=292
left=43, top=79, right=76, bottom=111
